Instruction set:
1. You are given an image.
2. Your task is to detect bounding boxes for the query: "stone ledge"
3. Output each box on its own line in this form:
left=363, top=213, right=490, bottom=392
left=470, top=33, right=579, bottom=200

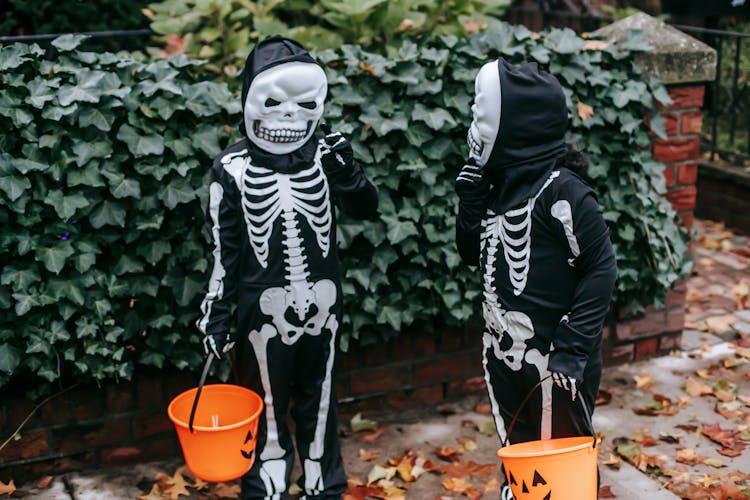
left=593, top=12, right=716, bottom=85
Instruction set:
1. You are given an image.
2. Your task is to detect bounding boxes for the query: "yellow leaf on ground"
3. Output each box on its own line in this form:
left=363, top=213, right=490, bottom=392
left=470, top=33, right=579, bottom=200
left=212, top=482, right=240, bottom=498
left=359, top=448, right=380, bottom=462
left=706, top=314, right=737, bottom=335
left=368, top=464, right=396, bottom=484
left=484, top=478, right=500, bottom=493
left=0, top=480, right=16, bottom=495
left=577, top=101, right=594, bottom=121
left=685, top=377, right=713, bottom=397
left=704, top=457, right=727, bottom=468
left=457, top=437, right=478, bottom=451
left=634, top=373, right=652, bottom=389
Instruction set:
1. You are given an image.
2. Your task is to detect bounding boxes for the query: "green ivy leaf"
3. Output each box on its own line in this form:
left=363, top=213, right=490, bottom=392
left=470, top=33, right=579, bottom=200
left=159, top=177, right=197, bottom=209
left=0, top=344, right=20, bottom=374
left=89, top=200, right=126, bottom=228
left=0, top=175, right=31, bottom=202
left=36, top=243, right=75, bottom=274
left=116, top=124, right=165, bottom=157
left=43, top=190, right=90, bottom=220
left=78, top=107, right=115, bottom=131
left=51, top=34, right=90, bottom=51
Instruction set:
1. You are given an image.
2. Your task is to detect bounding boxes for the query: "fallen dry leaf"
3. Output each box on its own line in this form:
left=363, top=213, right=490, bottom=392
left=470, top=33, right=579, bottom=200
left=659, top=431, right=683, bottom=444
left=598, top=485, right=617, bottom=498
left=577, top=101, right=594, bottom=122
left=359, top=448, right=380, bottom=462
left=456, top=437, right=477, bottom=451
left=483, top=478, right=500, bottom=493
left=602, top=452, right=622, bottom=469
left=358, top=61, right=376, bottom=76
left=439, top=460, right=496, bottom=478
left=633, top=451, right=667, bottom=472
left=367, top=464, right=397, bottom=484
left=634, top=373, right=653, bottom=389
left=633, top=430, right=658, bottom=447
left=359, top=427, right=386, bottom=444
left=436, top=446, right=465, bottom=463
left=350, top=413, right=378, bottom=433
left=474, top=402, right=492, bottom=415
left=706, top=314, right=738, bottom=335
left=686, top=377, right=714, bottom=397
left=0, top=480, right=15, bottom=496
left=212, top=483, right=240, bottom=498
left=633, top=394, right=679, bottom=416
left=441, top=477, right=482, bottom=500
left=36, top=476, right=53, bottom=489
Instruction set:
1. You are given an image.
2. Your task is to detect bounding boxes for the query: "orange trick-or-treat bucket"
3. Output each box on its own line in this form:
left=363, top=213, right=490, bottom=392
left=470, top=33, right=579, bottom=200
left=497, top=436, right=598, bottom=500
left=168, top=354, right=264, bottom=482
left=496, top=375, right=599, bottom=500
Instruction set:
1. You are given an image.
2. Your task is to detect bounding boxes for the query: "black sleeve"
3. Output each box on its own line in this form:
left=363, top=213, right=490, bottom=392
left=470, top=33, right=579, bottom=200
left=195, top=162, right=242, bottom=338
left=455, top=199, right=487, bottom=266
left=328, top=159, right=379, bottom=220
left=548, top=188, right=617, bottom=380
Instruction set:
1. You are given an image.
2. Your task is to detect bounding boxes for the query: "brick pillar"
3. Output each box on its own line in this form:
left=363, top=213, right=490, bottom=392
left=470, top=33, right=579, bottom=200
left=594, top=13, right=716, bottom=360
left=656, top=85, right=705, bottom=230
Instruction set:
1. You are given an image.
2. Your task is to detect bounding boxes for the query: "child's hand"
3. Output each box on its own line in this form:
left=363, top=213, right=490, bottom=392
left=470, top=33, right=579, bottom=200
left=551, top=371, right=578, bottom=401
left=320, top=129, right=354, bottom=176
left=455, top=160, right=490, bottom=203
left=203, top=333, right=235, bottom=359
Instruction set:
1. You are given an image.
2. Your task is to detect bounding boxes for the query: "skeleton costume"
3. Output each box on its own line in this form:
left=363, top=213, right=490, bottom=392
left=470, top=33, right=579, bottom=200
left=197, top=36, right=378, bottom=500
left=455, top=59, right=616, bottom=467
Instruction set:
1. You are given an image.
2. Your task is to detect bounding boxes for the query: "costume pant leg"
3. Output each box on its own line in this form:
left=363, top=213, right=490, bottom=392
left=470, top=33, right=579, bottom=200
left=289, top=307, right=346, bottom=500
left=236, top=302, right=296, bottom=500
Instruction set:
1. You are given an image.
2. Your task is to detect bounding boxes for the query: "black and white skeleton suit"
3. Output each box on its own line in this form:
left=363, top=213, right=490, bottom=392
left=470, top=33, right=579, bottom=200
left=455, top=59, right=617, bottom=461
left=197, top=36, right=378, bottom=500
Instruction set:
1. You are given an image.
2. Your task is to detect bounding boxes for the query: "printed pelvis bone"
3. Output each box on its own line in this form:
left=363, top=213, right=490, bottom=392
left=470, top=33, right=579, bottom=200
left=468, top=60, right=501, bottom=166
left=244, top=61, right=327, bottom=155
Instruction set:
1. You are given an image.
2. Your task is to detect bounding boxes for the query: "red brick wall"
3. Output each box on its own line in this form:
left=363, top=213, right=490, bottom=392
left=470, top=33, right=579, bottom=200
left=654, top=84, right=706, bottom=231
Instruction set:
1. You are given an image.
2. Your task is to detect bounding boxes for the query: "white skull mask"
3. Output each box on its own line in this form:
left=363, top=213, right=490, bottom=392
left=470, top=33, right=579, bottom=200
left=244, top=61, right=327, bottom=155
left=468, top=61, right=501, bottom=166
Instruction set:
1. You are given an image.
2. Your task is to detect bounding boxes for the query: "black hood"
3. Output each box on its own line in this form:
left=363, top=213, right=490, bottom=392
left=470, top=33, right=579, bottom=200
left=240, top=35, right=320, bottom=173
left=483, top=59, right=568, bottom=212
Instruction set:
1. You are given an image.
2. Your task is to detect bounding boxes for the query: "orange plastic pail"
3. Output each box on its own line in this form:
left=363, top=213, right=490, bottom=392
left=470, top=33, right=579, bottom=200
left=497, top=436, right=598, bottom=500
left=168, top=383, right=264, bottom=482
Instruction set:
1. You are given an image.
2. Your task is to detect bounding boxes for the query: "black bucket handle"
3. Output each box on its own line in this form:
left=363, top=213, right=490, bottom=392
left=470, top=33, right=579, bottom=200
left=501, top=374, right=597, bottom=449
left=188, top=352, right=215, bottom=434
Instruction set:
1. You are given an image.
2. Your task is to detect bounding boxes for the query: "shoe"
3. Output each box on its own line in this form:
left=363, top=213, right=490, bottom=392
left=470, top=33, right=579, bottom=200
left=501, top=484, right=514, bottom=500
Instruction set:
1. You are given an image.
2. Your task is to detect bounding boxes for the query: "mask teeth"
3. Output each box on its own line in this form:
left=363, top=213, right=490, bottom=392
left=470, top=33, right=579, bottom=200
left=253, top=121, right=308, bottom=143
left=468, top=127, right=484, bottom=157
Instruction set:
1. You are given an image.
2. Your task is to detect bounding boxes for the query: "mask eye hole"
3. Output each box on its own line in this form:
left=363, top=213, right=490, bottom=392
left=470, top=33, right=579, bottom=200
left=298, top=101, right=316, bottom=110
left=265, top=98, right=281, bottom=107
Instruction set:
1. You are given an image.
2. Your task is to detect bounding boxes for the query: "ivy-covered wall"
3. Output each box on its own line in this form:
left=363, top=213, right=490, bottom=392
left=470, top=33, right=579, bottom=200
left=0, top=25, right=689, bottom=394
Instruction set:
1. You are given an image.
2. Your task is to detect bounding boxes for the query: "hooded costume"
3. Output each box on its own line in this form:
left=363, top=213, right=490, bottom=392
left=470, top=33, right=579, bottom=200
left=197, top=35, right=378, bottom=499
left=455, top=59, right=616, bottom=465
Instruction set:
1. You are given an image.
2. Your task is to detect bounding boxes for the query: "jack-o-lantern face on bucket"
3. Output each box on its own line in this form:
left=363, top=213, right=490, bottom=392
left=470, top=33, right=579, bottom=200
left=508, top=469, right=551, bottom=500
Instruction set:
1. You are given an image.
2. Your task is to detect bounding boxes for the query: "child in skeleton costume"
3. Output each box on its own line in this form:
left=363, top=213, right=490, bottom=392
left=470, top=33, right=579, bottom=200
left=197, top=36, right=378, bottom=500
left=455, top=59, right=617, bottom=499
